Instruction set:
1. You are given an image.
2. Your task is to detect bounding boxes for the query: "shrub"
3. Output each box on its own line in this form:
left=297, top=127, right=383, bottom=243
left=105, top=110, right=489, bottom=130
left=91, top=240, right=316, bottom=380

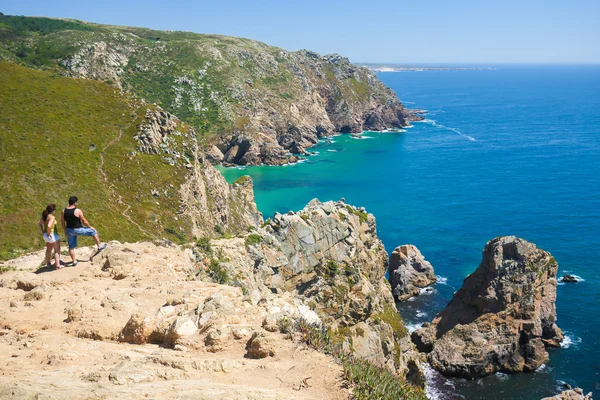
left=207, top=258, right=229, bottom=284
left=165, top=226, right=186, bottom=243
left=196, top=237, right=212, bottom=256
left=214, top=224, right=224, bottom=236
left=245, top=233, right=262, bottom=247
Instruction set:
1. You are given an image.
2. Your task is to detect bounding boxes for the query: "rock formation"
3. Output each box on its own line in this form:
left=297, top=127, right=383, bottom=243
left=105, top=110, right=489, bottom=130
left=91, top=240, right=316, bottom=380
left=195, top=199, right=425, bottom=383
left=388, top=245, right=437, bottom=301
left=0, top=243, right=349, bottom=400
left=542, top=388, right=593, bottom=400
left=134, top=105, right=263, bottom=237
left=412, top=236, right=563, bottom=379
left=0, top=17, right=423, bottom=165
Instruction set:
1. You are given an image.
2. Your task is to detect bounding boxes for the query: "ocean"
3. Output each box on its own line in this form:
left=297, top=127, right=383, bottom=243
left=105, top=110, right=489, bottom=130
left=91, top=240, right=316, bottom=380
left=219, top=65, right=600, bottom=399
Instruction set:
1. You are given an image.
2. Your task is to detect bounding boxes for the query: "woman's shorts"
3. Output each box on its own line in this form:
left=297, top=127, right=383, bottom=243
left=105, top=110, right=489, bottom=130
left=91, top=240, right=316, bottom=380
left=43, top=233, right=59, bottom=244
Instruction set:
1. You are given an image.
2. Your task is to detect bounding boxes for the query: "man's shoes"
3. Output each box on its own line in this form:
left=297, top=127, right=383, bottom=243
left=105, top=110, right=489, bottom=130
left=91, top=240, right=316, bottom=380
left=72, top=260, right=78, bottom=267
left=98, top=243, right=107, bottom=251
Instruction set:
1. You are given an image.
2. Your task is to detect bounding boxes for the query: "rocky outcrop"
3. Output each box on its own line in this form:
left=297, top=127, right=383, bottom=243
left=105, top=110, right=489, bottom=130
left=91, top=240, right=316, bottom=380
left=134, top=105, right=263, bottom=237
left=412, top=236, right=563, bottom=379
left=542, top=388, right=593, bottom=400
left=6, top=21, right=422, bottom=165
left=197, top=199, right=424, bottom=384
left=388, top=245, right=437, bottom=301
left=0, top=243, right=350, bottom=399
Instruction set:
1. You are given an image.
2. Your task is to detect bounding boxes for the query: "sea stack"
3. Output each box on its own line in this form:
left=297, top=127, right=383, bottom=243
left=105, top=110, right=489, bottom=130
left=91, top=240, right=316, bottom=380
left=388, top=245, right=437, bottom=301
left=412, top=236, right=563, bottom=379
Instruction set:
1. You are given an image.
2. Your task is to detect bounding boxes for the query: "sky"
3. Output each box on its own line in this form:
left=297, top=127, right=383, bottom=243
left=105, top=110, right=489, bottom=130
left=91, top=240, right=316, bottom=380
left=2, top=0, right=599, bottom=64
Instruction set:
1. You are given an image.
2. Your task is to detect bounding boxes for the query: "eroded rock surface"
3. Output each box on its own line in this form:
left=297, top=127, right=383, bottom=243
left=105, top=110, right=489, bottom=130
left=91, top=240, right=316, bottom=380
left=0, top=243, right=348, bottom=400
left=412, top=236, right=563, bottom=379
left=199, top=199, right=424, bottom=383
left=388, top=245, right=436, bottom=301
left=542, top=388, right=593, bottom=400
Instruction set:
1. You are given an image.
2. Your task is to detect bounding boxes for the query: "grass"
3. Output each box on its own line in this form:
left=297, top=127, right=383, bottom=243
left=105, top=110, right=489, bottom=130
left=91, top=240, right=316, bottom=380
left=295, top=319, right=426, bottom=400
left=0, top=14, right=395, bottom=153
left=0, top=61, right=192, bottom=260
left=373, top=304, right=409, bottom=338
left=244, top=233, right=262, bottom=247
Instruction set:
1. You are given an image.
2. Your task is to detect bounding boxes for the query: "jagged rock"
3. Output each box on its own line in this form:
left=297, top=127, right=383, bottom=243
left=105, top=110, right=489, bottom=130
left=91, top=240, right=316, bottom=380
left=211, top=199, right=425, bottom=384
left=388, top=245, right=437, bottom=301
left=164, top=316, right=198, bottom=345
left=245, top=332, right=275, bottom=358
left=542, top=388, right=593, bottom=400
left=412, top=236, right=563, bottom=379
left=560, top=275, right=579, bottom=283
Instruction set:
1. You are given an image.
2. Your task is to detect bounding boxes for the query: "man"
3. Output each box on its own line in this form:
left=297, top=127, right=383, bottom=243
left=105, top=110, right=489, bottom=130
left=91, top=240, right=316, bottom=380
left=61, top=196, right=106, bottom=266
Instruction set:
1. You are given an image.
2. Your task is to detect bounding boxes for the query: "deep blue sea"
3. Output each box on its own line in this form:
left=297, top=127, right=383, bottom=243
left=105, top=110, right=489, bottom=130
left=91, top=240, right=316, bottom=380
left=220, top=65, right=600, bottom=399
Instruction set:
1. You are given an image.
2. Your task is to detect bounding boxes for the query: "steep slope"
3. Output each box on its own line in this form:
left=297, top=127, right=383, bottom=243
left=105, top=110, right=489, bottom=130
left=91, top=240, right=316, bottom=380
left=0, top=61, right=261, bottom=260
left=0, top=14, right=421, bottom=165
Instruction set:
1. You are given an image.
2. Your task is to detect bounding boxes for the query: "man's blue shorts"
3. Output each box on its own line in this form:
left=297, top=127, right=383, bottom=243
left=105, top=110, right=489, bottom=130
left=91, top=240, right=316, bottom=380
left=65, top=227, right=97, bottom=249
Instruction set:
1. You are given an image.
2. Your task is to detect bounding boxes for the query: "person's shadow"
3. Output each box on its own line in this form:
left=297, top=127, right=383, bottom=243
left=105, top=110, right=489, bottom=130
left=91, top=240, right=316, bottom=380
left=34, top=260, right=84, bottom=274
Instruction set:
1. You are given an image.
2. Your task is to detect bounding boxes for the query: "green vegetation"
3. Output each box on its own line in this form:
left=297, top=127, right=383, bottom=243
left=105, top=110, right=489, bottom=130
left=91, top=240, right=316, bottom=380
left=0, top=14, right=391, bottom=152
left=0, top=265, right=16, bottom=274
left=207, top=258, right=229, bottom=284
left=196, top=237, right=213, bottom=256
left=325, top=260, right=339, bottom=277
left=346, top=205, right=368, bottom=224
left=245, top=233, right=262, bottom=247
left=0, top=61, right=191, bottom=260
left=373, top=304, right=409, bottom=338
left=295, top=319, right=426, bottom=400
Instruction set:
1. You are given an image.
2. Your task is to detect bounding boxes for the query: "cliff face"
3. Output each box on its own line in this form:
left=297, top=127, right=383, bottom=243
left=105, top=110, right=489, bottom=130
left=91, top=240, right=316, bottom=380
left=412, top=236, right=563, bottom=379
left=198, top=199, right=424, bottom=384
left=0, top=61, right=262, bottom=259
left=0, top=16, right=421, bottom=165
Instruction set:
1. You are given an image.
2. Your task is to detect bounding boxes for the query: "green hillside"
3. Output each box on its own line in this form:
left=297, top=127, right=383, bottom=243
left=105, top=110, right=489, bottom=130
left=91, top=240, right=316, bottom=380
left=0, top=14, right=415, bottom=166
left=0, top=61, right=193, bottom=259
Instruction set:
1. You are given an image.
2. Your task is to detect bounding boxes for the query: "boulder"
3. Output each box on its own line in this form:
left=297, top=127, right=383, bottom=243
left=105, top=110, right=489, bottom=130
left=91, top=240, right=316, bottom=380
left=388, top=245, right=437, bottom=301
left=245, top=332, right=275, bottom=359
left=412, top=236, right=563, bottom=379
left=560, top=275, right=579, bottom=283
left=542, top=388, right=593, bottom=400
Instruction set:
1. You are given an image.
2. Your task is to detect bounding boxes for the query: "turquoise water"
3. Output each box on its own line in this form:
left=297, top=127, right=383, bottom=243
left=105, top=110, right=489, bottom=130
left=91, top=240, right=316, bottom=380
left=219, top=65, right=600, bottom=399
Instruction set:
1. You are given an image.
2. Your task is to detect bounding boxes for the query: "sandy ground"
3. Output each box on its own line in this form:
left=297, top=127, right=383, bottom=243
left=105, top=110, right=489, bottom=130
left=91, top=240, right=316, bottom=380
left=0, top=243, right=349, bottom=399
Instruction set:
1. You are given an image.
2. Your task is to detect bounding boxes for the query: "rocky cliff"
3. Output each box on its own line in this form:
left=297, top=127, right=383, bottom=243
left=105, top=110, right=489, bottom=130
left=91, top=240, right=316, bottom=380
left=388, top=245, right=437, bottom=301
left=0, top=62, right=261, bottom=260
left=196, top=199, right=425, bottom=384
left=0, top=15, right=422, bottom=166
left=0, top=200, right=427, bottom=398
left=412, top=236, right=563, bottom=379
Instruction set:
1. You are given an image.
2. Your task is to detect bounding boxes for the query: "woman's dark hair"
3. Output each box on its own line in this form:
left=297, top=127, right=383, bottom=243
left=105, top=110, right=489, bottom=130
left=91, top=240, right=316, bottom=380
left=41, top=203, right=56, bottom=222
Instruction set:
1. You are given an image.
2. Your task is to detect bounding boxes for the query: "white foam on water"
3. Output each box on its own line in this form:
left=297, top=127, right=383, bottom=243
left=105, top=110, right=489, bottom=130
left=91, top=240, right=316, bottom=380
left=235, top=166, right=247, bottom=170
left=422, top=362, right=459, bottom=400
left=416, top=310, right=428, bottom=318
left=406, top=323, right=423, bottom=333
left=327, top=149, right=337, bottom=152
left=495, top=372, right=509, bottom=381
left=559, top=273, right=585, bottom=282
left=436, top=275, right=448, bottom=285
left=420, top=286, right=436, bottom=295
left=421, top=118, right=477, bottom=141
left=536, top=364, right=546, bottom=372
left=560, top=333, right=582, bottom=349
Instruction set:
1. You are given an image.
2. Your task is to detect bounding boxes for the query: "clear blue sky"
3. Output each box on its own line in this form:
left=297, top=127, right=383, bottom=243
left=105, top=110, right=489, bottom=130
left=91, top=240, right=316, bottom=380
left=2, top=0, right=599, bottom=64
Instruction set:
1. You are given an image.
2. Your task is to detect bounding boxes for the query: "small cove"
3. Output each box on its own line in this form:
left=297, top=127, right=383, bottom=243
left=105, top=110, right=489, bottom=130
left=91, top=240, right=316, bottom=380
left=219, top=65, right=600, bottom=399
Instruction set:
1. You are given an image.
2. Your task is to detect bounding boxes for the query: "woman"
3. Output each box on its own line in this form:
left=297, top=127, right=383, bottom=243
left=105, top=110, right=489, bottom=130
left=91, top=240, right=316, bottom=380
left=38, top=204, right=62, bottom=269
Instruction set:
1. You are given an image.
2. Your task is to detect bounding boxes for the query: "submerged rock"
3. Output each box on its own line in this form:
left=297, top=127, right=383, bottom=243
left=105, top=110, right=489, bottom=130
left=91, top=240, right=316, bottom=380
left=388, top=245, right=437, bottom=301
left=412, top=236, right=563, bottom=379
left=560, top=274, right=579, bottom=283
